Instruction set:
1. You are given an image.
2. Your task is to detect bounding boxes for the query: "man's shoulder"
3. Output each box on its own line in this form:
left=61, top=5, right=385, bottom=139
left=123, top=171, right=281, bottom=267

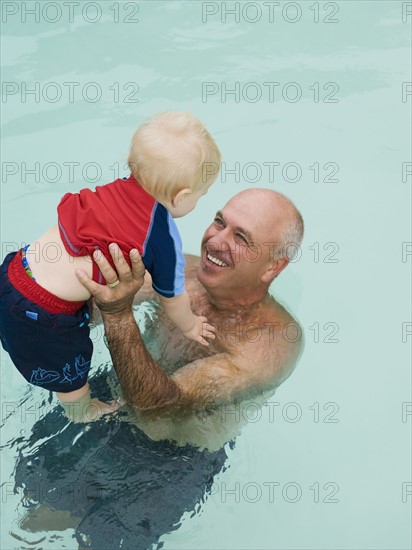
left=263, top=294, right=303, bottom=353
left=234, top=295, right=303, bottom=388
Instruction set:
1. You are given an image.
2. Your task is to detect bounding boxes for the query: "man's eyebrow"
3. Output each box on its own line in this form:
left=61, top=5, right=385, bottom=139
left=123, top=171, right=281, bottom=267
left=214, top=211, right=255, bottom=242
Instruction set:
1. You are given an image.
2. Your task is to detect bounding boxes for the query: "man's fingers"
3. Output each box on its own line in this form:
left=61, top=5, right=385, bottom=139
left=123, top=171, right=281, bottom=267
left=108, top=244, right=132, bottom=281
left=93, top=245, right=145, bottom=286
left=129, top=248, right=146, bottom=279
left=75, top=268, right=104, bottom=299
left=93, top=249, right=119, bottom=284
left=107, top=244, right=145, bottom=283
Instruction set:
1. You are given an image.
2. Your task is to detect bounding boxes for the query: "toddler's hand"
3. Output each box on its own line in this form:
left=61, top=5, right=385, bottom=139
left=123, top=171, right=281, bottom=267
left=183, top=315, right=216, bottom=346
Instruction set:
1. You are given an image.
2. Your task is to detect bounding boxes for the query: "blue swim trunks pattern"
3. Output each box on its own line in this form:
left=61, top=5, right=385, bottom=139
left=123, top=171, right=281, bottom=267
left=0, top=248, right=93, bottom=393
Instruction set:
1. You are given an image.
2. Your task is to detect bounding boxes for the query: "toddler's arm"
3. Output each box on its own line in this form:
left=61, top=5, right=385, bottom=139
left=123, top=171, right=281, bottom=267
left=158, top=290, right=215, bottom=346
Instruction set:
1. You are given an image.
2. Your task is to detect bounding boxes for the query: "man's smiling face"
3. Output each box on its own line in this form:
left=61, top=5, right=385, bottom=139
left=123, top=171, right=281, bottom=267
left=197, top=190, right=292, bottom=300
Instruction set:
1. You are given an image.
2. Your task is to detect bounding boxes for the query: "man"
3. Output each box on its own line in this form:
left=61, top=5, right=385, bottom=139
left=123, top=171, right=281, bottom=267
left=76, top=188, right=304, bottom=414
left=13, top=188, right=304, bottom=549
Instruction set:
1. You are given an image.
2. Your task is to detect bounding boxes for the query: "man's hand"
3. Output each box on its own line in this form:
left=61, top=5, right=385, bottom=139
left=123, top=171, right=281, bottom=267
left=75, top=244, right=145, bottom=316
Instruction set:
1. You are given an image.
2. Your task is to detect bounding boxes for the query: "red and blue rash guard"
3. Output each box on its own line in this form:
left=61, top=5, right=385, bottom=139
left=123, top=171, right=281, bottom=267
left=57, top=174, right=186, bottom=298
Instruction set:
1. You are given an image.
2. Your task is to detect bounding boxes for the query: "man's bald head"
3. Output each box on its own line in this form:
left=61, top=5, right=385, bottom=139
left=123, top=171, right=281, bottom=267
left=224, top=189, right=304, bottom=260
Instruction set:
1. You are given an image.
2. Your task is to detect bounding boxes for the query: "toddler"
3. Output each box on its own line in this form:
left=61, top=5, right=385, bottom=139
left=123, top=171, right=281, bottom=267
left=0, top=112, right=221, bottom=422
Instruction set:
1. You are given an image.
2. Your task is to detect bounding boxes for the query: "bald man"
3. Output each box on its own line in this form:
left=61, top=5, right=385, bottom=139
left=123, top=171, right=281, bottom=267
left=76, top=189, right=304, bottom=413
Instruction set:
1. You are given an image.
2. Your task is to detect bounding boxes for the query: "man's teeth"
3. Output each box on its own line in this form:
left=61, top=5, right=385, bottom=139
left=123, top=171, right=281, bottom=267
left=207, top=253, right=228, bottom=267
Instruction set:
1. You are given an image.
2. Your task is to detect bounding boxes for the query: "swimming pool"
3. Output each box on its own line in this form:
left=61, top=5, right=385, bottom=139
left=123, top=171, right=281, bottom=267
left=1, top=1, right=411, bottom=548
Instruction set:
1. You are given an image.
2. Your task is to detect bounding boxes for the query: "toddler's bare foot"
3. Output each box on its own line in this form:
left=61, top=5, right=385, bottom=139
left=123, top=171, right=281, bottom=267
left=85, top=397, right=125, bottom=422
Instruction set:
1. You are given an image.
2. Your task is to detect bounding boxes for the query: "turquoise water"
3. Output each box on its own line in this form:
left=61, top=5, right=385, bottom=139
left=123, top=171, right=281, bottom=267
left=1, top=1, right=411, bottom=549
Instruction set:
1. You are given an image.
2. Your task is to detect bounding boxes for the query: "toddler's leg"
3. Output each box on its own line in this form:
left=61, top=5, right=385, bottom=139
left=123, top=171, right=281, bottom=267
left=57, top=383, right=124, bottom=423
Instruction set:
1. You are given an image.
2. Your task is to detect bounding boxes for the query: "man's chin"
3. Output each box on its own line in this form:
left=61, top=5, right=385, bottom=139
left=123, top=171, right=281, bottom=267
left=197, top=263, right=223, bottom=288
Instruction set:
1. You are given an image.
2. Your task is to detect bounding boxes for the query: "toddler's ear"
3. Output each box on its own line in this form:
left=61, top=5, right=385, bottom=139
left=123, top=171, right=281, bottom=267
left=172, top=188, right=192, bottom=207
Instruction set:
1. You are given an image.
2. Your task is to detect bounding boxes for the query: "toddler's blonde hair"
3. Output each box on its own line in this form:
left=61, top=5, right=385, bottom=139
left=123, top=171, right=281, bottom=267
left=128, top=112, right=221, bottom=202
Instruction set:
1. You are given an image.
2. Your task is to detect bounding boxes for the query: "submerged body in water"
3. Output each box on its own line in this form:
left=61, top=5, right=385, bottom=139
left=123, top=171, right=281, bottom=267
left=14, top=373, right=231, bottom=550
left=13, top=298, right=295, bottom=549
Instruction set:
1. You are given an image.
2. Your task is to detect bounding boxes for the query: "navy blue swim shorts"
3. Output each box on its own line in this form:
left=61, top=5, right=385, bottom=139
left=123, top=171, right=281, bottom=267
left=0, top=249, right=93, bottom=393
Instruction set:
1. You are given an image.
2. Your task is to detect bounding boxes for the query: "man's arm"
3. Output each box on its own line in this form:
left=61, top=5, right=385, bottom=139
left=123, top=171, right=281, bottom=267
left=75, top=245, right=184, bottom=409
left=102, top=309, right=183, bottom=410
left=102, top=309, right=295, bottom=411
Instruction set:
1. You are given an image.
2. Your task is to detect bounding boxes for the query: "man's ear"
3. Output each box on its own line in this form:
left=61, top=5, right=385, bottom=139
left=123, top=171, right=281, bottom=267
left=171, top=188, right=192, bottom=207
left=261, top=257, right=289, bottom=284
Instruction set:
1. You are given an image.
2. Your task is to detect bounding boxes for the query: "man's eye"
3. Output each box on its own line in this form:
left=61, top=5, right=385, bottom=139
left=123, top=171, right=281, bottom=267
left=214, top=217, right=223, bottom=225
left=236, top=233, right=248, bottom=244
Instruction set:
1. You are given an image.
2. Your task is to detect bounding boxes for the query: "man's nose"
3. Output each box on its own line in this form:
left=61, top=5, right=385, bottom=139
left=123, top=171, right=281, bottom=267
left=208, top=226, right=229, bottom=250
left=208, top=228, right=239, bottom=261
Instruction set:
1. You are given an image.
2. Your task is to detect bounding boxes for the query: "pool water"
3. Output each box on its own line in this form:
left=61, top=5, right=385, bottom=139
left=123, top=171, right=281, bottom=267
left=1, top=1, right=411, bottom=549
